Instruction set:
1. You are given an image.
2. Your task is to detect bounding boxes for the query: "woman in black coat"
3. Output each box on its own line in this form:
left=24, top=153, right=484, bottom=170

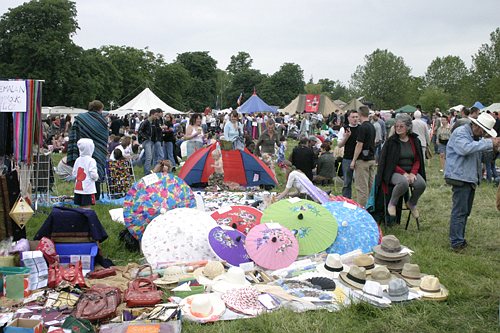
left=375, top=113, right=426, bottom=218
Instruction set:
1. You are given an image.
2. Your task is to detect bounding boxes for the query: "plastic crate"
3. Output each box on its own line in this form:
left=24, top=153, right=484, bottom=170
left=55, top=242, right=99, bottom=272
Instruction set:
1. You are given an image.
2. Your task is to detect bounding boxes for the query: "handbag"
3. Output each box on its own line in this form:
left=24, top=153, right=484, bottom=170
left=123, top=264, right=159, bottom=282
left=48, top=261, right=87, bottom=288
left=124, top=278, right=163, bottom=307
left=425, top=145, right=433, bottom=159
left=36, top=237, right=59, bottom=265
left=75, top=285, right=122, bottom=321
left=87, top=267, right=116, bottom=279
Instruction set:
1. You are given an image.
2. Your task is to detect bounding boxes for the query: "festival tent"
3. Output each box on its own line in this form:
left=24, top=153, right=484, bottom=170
left=482, top=103, right=500, bottom=112
left=395, top=105, right=417, bottom=113
left=282, top=94, right=344, bottom=116
left=178, top=144, right=278, bottom=187
left=112, top=88, right=184, bottom=116
left=42, top=106, right=88, bottom=115
left=472, top=101, right=485, bottom=109
left=238, top=92, right=276, bottom=114
left=341, top=98, right=366, bottom=112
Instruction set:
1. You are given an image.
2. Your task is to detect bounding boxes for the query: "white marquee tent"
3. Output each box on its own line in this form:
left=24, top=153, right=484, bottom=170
left=112, top=88, right=184, bottom=116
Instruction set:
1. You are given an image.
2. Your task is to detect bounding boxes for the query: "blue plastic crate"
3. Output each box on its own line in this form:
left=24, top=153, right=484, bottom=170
left=55, top=243, right=99, bottom=272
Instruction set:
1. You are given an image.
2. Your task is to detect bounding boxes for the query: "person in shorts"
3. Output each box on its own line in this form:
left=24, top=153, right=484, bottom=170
left=72, top=138, right=99, bottom=208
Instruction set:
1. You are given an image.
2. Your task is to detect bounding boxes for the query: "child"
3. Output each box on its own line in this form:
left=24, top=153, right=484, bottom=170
left=72, top=138, right=99, bottom=208
left=208, top=148, right=225, bottom=190
left=276, top=136, right=287, bottom=170
left=152, top=160, right=173, bottom=175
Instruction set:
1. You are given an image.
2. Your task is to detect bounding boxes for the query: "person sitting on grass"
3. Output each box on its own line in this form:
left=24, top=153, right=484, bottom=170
left=207, top=148, right=226, bottom=191
left=152, top=160, right=173, bottom=175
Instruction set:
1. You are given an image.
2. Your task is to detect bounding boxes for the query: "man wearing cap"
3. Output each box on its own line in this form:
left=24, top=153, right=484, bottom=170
left=445, top=112, right=500, bottom=251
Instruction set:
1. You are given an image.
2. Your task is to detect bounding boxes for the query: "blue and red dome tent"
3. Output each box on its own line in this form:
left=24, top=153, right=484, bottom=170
left=178, top=144, right=278, bottom=187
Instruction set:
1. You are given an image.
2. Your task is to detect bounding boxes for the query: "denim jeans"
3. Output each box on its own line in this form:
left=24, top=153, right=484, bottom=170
left=163, top=141, right=176, bottom=167
left=153, top=141, right=164, bottom=166
left=341, top=158, right=353, bottom=198
left=142, top=140, right=154, bottom=175
left=449, top=183, right=475, bottom=248
left=483, top=152, right=498, bottom=182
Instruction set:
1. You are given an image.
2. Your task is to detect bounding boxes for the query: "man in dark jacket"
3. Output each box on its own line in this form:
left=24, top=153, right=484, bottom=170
left=289, top=137, right=316, bottom=180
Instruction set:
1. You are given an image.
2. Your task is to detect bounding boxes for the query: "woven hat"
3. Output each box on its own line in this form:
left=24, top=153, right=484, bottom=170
left=382, top=278, right=410, bottom=302
left=212, top=266, right=250, bottom=293
left=374, top=254, right=410, bottom=272
left=221, top=285, right=264, bottom=316
left=193, top=261, right=225, bottom=284
left=154, top=265, right=187, bottom=285
left=316, top=253, right=348, bottom=278
left=400, top=263, right=427, bottom=287
left=372, top=235, right=407, bottom=259
left=353, top=254, right=375, bottom=273
left=367, top=266, right=395, bottom=285
left=339, top=266, right=367, bottom=290
left=180, top=293, right=226, bottom=322
left=419, top=275, right=449, bottom=301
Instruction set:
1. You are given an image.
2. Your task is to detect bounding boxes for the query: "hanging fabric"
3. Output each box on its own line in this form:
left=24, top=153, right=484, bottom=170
left=13, top=80, right=43, bottom=164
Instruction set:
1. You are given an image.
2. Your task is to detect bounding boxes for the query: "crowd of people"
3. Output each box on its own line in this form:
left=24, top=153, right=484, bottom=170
left=45, top=99, right=500, bottom=252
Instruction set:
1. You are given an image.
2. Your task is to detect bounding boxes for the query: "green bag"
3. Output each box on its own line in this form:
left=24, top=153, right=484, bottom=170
left=62, top=316, right=95, bottom=333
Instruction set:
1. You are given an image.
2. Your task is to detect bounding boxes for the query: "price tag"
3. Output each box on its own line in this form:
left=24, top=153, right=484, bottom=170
left=342, top=201, right=357, bottom=210
left=287, top=197, right=302, bottom=203
left=266, top=222, right=282, bottom=229
left=239, top=261, right=255, bottom=272
left=142, top=173, right=160, bottom=187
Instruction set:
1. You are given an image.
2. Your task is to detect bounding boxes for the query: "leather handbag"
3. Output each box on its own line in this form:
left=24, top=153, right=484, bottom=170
left=48, top=261, right=87, bottom=288
left=75, top=285, right=122, bottom=321
left=123, top=264, right=159, bottom=281
left=87, top=267, right=116, bottom=279
left=124, top=278, right=163, bottom=307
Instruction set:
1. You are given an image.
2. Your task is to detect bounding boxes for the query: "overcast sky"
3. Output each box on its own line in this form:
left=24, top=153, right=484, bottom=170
left=1, top=0, right=499, bottom=84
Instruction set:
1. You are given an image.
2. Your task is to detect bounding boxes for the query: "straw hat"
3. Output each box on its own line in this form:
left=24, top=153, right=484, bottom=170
left=400, top=263, right=427, bottom=287
left=372, top=235, right=407, bottom=259
left=212, top=267, right=251, bottom=293
left=353, top=254, right=375, bottom=273
left=221, top=286, right=264, bottom=316
left=180, top=293, right=226, bottom=322
left=154, top=266, right=187, bottom=286
left=382, top=278, right=410, bottom=302
left=339, top=266, right=367, bottom=290
left=367, top=266, right=395, bottom=285
left=374, top=253, right=410, bottom=272
left=419, top=275, right=449, bottom=301
left=316, top=253, right=348, bottom=278
left=470, top=112, right=497, bottom=138
left=193, top=261, right=225, bottom=284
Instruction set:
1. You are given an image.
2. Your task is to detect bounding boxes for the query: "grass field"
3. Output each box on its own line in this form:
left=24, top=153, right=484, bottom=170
left=25, top=145, right=500, bottom=333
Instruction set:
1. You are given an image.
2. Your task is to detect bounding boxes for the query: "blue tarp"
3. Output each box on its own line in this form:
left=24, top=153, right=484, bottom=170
left=239, top=93, right=276, bottom=114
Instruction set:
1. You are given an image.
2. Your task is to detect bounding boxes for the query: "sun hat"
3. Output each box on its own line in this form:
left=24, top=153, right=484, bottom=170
left=400, top=263, right=427, bottom=287
left=470, top=112, right=497, bottom=138
left=154, top=266, right=190, bottom=286
left=367, top=266, right=395, bottom=285
left=373, top=254, right=410, bottom=272
left=193, top=261, right=225, bottom=284
left=221, top=285, right=264, bottom=316
left=382, top=278, right=410, bottom=302
left=372, top=235, right=407, bottom=259
left=419, top=275, right=449, bottom=301
left=211, top=266, right=251, bottom=293
left=339, top=266, right=367, bottom=290
left=316, top=253, right=348, bottom=278
left=180, top=293, right=226, bottom=322
left=353, top=254, right=375, bottom=273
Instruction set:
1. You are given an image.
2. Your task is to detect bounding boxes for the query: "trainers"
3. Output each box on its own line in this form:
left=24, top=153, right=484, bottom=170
left=406, top=204, right=419, bottom=218
left=387, top=205, right=396, bottom=217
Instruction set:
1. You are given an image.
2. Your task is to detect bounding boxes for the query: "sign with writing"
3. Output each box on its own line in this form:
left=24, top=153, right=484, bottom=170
left=0, top=81, right=27, bottom=112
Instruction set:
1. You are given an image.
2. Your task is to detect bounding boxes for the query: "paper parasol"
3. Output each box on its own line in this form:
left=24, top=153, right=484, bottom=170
left=244, top=223, right=299, bottom=270
left=210, top=205, right=262, bottom=234
left=261, top=198, right=338, bottom=255
left=208, top=226, right=252, bottom=266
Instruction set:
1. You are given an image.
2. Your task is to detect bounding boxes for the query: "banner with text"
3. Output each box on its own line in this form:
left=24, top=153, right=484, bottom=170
left=304, top=94, right=320, bottom=113
left=0, top=81, right=27, bottom=112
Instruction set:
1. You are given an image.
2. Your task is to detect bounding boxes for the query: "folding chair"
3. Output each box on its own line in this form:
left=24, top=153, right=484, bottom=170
left=383, top=185, right=420, bottom=231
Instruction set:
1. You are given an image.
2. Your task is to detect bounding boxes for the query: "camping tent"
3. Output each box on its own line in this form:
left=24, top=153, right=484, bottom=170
left=238, top=92, right=276, bottom=114
left=42, top=106, right=88, bottom=116
left=395, top=105, right=417, bottom=113
left=178, top=144, right=278, bottom=187
left=342, top=98, right=366, bottom=113
left=482, top=103, right=500, bottom=112
left=282, top=94, right=344, bottom=116
left=112, top=88, right=184, bottom=116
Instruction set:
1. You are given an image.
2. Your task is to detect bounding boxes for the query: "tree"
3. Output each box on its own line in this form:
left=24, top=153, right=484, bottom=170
left=418, top=86, right=450, bottom=114
left=175, top=51, right=217, bottom=110
left=471, top=28, right=500, bottom=104
left=350, top=49, right=412, bottom=109
left=270, top=63, right=305, bottom=106
left=226, top=52, right=253, bottom=75
left=425, top=56, right=469, bottom=105
left=318, top=78, right=349, bottom=101
left=154, top=63, right=191, bottom=111
left=225, top=69, right=265, bottom=108
left=0, top=0, right=82, bottom=106
left=304, top=83, right=323, bottom=94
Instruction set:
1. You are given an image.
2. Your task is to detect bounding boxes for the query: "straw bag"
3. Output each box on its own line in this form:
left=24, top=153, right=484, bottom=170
left=124, top=278, right=163, bottom=307
left=9, top=196, right=34, bottom=229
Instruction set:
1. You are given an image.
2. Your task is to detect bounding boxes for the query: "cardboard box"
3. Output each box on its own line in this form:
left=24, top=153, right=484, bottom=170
left=5, top=318, right=43, bottom=333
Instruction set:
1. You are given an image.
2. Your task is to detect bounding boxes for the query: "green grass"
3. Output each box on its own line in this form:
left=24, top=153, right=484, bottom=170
left=26, top=145, right=500, bottom=333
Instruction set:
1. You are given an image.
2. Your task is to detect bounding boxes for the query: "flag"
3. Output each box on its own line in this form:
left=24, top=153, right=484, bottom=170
left=237, top=93, right=243, bottom=106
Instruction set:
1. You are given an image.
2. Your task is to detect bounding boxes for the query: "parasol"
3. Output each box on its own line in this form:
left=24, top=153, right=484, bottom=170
left=210, top=205, right=262, bottom=234
left=261, top=198, right=338, bottom=255
left=123, top=173, right=196, bottom=240
left=141, top=208, right=218, bottom=266
left=245, top=223, right=299, bottom=270
left=323, top=201, right=380, bottom=255
left=208, top=226, right=252, bottom=267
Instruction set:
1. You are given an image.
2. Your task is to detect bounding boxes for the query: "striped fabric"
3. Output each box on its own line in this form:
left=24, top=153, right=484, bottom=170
left=67, top=111, right=109, bottom=181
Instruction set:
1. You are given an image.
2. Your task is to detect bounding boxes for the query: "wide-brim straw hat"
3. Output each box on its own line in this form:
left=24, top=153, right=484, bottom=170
left=316, top=253, right=348, bottom=278
left=399, top=263, right=427, bottom=287
left=374, top=254, right=410, bottom=272
left=419, top=275, right=449, bottom=301
left=339, top=266, right=367, bottom=290
left=367, top=266, right=396, bottom=285
left=372, top=235, right=408, bottom=259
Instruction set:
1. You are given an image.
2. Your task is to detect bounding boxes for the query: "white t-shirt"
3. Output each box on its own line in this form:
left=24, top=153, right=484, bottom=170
left=285, top=171, right=309, bottom=193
